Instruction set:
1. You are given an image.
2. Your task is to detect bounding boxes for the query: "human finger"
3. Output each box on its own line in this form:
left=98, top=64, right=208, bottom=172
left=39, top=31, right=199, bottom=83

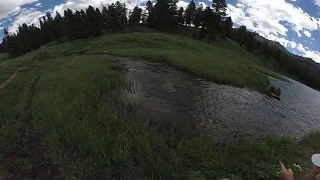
left=279, top=161, right=286, bottom=170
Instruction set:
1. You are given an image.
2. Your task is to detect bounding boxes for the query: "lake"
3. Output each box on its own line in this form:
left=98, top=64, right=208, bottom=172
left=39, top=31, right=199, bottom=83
left=109, top=56, right=320, bottom=141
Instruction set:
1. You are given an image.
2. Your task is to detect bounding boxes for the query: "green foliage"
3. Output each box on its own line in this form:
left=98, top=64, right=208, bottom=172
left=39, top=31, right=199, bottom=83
left=212, top=0, right=227, bottom=17
left=237, top=25, right=247, bottom=45
left=193, top=6, right=203, bottom=28
left=88, top=33, right=284, bottom=93
left=154, top=0, right=178, bottom=31
left=178, top=7, right=185, bottom=25
left=0, top=40, right=320, bottom=180
left=185, top=0, right=196, bottom=25
left=268, top=85, right=281, bottom=97
left=274, top=87, right=281, bottom=96
left=0, top=53, right=10, bottom=63
left=224, top=17, right=233, bottom=37
left=269, top=85, right=276, bottom=94
left=129, top=6, right=142, bottom=30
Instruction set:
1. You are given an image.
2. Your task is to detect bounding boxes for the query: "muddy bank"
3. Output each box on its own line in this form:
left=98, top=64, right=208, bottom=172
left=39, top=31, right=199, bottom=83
left=107, top=56, right=320, bottom=141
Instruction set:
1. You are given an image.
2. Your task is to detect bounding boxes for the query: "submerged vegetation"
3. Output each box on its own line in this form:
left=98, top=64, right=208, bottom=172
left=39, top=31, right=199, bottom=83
left=268, top=85, right=281, bottom=98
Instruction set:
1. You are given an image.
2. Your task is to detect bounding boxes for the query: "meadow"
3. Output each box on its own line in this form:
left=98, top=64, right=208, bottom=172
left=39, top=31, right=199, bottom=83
left=0, top=33, right=316, bottom=180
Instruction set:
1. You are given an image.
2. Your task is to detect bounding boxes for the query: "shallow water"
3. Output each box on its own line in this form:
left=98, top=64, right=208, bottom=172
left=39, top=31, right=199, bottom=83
left=109, top=56, right=320, bottom=140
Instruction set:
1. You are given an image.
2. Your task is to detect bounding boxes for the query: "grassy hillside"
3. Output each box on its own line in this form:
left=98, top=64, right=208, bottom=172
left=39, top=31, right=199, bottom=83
left=2, top=33, right=317, bottom=179
left=88, top=33, right=286, bottom=92
left=0, top=53, right=10, bottom=63
left=1, top=33, right=286, bottom=93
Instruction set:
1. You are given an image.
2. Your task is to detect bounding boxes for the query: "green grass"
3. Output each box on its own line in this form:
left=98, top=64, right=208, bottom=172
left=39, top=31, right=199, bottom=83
left=2, top=55, right=309, bottom=180
left=0, top=33, right=317, bottom=179
left=0, top=64, right=45, bottom=179
left=0, top=53, right=10, bottom=63
left=87, top=33, right=287, bottom=93
left=2, top=33, right=286, bottom=94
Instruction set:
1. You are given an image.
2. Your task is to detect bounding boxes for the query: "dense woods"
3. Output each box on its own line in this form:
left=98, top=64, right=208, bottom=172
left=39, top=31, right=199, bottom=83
left=0, top=0, right=319, bottom=90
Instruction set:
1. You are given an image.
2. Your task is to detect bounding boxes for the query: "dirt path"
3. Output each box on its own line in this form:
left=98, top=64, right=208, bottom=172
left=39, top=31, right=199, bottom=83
left=22, top=75, right=62, bottom=180
left=1, top=74, right=62, bottom=179
left=0, top=71, right=18, bottom=89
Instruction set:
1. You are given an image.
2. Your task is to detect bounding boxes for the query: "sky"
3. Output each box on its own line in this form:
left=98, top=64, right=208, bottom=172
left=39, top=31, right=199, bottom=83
left=0, top=0, right=320, bottom=63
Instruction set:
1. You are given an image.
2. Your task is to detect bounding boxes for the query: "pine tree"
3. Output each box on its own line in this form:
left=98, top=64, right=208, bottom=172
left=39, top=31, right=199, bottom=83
left=95, top=8, right=103, bottom=35
left=167, top=0, right=178, bottom=30
left=177, top=7, right=184, bottom=25
left=224, top=16, right=233, bottom=37
left=63, top=9, right=77, bottom=40
left=237, top=25, right=247, bottom=45
left=146, top=1, right=155, bottom=28
left=115, top=1, right=128, bottom=31
left=244, top=32, right=255, bottom=52
left=260, top=41, right=269, bottom=57
left=274, top=49, right=281, bottom=61
left=129, top=6, right=142, bottom=32
left=80, top=9, right=90, bottom=37
left=53, top=12, right=64, bottom=41
left=185, top=0, right=196, bottom=26
left=202, top=7, right=213, bottom=33
left=155, top=0, right=170, bottom=30
left=86, top=5, right=102, bottom=36
left=102, top=6, right=108, bottom=29
left=193, top=5, right=203, bottom=28
left=107, top=3, right=117, bottom=32
left=212, top=0, right=227, bottom=17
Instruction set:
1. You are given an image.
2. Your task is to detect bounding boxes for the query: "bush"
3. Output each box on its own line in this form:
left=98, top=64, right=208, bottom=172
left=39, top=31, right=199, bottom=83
left=275, top=88, right=281, bottom=96
left=269, top=85, right=276, bottom=93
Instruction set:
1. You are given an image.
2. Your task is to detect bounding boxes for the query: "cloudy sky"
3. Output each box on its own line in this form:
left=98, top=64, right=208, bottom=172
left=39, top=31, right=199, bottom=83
left=0, top=0, right=319, bottom=63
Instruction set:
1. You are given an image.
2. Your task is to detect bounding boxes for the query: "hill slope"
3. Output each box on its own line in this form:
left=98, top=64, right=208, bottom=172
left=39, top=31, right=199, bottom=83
left=1, top=33, right=285, bottom=93
left=0, top=32, right=319, bottom=179
left=255, top=34, right=320, bottom=89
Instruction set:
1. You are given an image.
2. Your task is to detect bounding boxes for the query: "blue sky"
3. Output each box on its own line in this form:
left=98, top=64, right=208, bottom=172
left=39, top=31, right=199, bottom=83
left=0, top=0, right=320, bottom=63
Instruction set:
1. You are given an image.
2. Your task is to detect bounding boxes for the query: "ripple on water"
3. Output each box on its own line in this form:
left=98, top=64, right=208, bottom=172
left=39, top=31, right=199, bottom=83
left=108, top=56, right=320, bottom=141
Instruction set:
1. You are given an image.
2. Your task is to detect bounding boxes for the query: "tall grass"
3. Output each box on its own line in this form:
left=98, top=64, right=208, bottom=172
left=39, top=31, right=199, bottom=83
left=0, top=53, right=10, bottom=63
left=87, top=33, right=286, bottom=93
left=0, top=65, right=45, bottom=178
left=1, top=33, right=317, bottom=179
left=30, top=56, right=319, bottom=180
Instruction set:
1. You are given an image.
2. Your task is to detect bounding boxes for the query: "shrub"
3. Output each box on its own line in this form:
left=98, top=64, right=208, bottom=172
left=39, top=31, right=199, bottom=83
left=269, top=85, right=276, bottom=94
left=275, top=88, right=281, bottom=96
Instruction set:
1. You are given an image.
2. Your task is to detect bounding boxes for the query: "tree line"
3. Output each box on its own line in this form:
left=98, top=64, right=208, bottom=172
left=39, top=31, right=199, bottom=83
left=0, top=0, right=320, bottom=90
left=0, top=0, right=232, bottom=57
left=231, top=25, right=320, bottom=90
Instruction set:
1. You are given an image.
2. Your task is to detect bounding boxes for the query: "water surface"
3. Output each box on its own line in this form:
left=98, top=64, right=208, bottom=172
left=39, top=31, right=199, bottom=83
left=109, top=56, right=320, bottom=140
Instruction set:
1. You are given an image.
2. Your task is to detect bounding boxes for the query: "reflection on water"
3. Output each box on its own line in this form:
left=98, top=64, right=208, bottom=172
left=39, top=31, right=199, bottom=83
left=108, top=56, right=320, bottom=141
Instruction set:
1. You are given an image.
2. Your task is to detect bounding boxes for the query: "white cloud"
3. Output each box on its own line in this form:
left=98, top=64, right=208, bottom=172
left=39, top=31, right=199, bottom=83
left=314, top=0, right=320, bottom=6
left=227, top=0, right=320, bottom=63
left=4, top=0, right=153, bottom=33
left=53, top=0, right=148, bottom=14
left=0, top=0, right=38, bottom=20
left=8, top=8, right=45, bottom=33
left=303, top=30, right=312, bottom=38
left=297, top=31, right=302, bottom=37
left=177, top=1, right=189, bottom=9
left=227, top=0, right=320, bottom=37
left=296, top=43, right=320, bottom=63
left=35, top=3, right=42, bottom=7
left=198, top=2, right=208, bottom=8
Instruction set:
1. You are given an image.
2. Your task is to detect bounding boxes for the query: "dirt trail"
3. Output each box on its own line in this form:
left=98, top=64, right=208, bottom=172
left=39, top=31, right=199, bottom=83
left=0, top=71, right=18, bottom=89
left=22, top=75, right=62, bottom=180
left=1, top=74, right=62, bottom=179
